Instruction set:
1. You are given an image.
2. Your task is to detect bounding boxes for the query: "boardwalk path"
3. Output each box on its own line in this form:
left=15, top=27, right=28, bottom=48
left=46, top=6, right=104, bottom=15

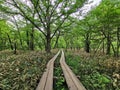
left=36, top=50, right=86, bottom=90
left=60, top=50, right=86, bottom=90
left=36, top=51, right=60, bottom=90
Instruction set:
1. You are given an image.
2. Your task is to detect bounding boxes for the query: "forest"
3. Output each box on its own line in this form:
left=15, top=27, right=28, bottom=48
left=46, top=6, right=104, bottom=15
left=0, top=0, right=120, bottom=90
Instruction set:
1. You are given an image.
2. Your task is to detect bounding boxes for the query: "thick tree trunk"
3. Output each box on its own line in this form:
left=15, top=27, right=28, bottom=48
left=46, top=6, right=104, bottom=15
left=45, top=35, right=51, bottom=53
left=45, top=26, right=51, bottom=53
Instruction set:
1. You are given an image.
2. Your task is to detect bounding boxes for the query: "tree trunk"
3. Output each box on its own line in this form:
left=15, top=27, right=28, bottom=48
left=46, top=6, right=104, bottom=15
left=0, top=38, right=3, bottom=50
left=45, top=34, right=51, bottom=53
left=116, top=27, right=120, bottom=57
left=30, top=27, right=34, bottom=50
left=54, top=31, right=60, bottom=49
left=26, top=30, right=30, bottom=50
left=85, top=40, right=90, bottom=53
left=85, top=33, right=90, bottom=53
left=106, top=32, right=111, bottom=55
left=45, top=25, right=51, bottom=53
left=7, top=33, right=13, bottom=50
left=103, top=40, right=105, bottom=54
left=14, top=41, right=17, bottom=54
left=111, top=42, right=116, bottom=56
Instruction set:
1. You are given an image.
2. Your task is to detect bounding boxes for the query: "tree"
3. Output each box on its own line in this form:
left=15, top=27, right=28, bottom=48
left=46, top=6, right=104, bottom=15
left=85, top=0, right=120, bottom=56
left=0, top=0, right=87, bottom=53
left=0, top=19, right=13, bottom=50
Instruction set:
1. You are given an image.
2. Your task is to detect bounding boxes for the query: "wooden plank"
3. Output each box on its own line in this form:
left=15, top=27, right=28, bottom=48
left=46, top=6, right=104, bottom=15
left=36, top=51, right=60, bottom=90
left=60, top=50, right=86, bottom=90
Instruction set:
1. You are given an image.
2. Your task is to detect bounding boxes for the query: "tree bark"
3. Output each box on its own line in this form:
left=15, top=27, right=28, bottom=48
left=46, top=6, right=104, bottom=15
left=116, top=27, right=120, bottom=57
left=7, top=33, right=13, bottom=50
left=26, top=30, right=30, bottom=50
left=85, top=33, right=90, bottom=53
left=14, top=41, right=17, bottom=54
left=103, top=40, right=105, bottom=54
left=54, top=30, right=60, bottom=49
left=45, top=33, right=51, bottom=53
left=30, top=27, right=34, bottom=50
left=85, top=40, right=90, bottom=53
left=106, top=32, right=111, bottom=55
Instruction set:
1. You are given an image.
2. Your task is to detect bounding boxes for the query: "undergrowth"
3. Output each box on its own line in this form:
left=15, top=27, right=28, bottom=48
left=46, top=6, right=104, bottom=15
left=65, top=51, right=120, bottom=90
left=0, top=50, right=55, bottom=90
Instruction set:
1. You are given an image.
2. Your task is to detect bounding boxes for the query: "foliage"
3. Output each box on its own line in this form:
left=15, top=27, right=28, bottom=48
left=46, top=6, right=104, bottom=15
left=0, top=0, right=119, bottom=55
left=0, top=20, right=12, bottom=50
left=0, top=50, right=54, bottom=90
left=0, top=0, right=87, bottom=52
left=0, top=0, right=120, bottom=89
left=65, top=51, right=120, bottom=90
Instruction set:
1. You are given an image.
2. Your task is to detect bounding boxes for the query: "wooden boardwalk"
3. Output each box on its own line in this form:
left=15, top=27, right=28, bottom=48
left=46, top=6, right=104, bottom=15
left=36, top=51, right=60, bottom=90
left=36, top=50, right=86, bottom=90
left=60, top=50, right=86, bottom=90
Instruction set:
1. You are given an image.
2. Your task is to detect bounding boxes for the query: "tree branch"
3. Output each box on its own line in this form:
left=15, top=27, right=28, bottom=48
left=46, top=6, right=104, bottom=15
left=31, top=0, right=47, bottom=30
left=11, top=0, right=46, bottom=36
left=51, top=14, right=69, bottom=39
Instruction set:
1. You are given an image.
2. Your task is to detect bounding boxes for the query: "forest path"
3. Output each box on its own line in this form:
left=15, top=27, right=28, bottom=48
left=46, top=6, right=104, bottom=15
left=36, top=50, right=86, bottom=90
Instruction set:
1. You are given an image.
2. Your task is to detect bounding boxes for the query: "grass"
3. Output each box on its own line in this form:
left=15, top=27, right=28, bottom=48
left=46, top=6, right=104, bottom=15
left=65, top=50, right=120, bottom=90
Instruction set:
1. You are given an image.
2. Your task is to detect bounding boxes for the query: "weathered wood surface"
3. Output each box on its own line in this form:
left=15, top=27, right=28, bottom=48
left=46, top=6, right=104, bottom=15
left=36, top=51, right=60, bottom=90
left=60, top=50, right=86, bottom=90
